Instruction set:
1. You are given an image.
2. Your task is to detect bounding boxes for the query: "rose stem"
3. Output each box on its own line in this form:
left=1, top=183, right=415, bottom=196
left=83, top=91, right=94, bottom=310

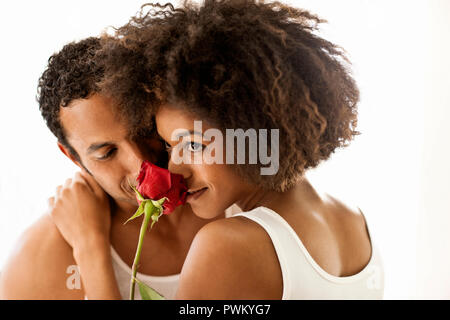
left=129, top=201, right=154, bottom=300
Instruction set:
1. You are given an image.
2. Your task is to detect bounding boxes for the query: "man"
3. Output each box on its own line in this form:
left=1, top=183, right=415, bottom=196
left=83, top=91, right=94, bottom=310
left=0, top=38, right=232, bottom=299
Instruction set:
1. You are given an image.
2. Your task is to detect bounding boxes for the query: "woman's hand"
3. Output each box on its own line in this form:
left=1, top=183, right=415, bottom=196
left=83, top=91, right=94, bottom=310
left=48, top=170, right=111, bottom=255
left=47, top=171, right=122, bottom=300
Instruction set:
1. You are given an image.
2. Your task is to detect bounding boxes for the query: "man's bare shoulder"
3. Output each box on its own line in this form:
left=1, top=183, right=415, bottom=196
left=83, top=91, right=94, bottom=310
left=0, top=214, right=85, bottom=299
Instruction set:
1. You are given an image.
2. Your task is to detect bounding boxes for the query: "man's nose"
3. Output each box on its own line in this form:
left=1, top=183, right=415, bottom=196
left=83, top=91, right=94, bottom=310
left=125, top=143, right=146, bottom=176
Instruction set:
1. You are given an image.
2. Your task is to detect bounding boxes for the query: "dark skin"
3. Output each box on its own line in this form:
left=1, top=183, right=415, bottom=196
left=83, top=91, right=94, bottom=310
left=45, top=104, right=372, bottom=299
left=0, top=94, right=222, bottom=299
left=57, top=94, right=219, bottom=277
left=159, top=106, right=373, bottom=298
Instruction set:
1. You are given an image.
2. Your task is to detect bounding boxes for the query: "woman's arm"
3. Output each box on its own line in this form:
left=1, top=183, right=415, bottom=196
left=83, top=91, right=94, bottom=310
left=47, top=171, right=280, bottom=300
left=175, top=218, right=283, bottom=299
left=48, top=170, right=121, bottom=300
left=72, top=236, right=121, bottom=300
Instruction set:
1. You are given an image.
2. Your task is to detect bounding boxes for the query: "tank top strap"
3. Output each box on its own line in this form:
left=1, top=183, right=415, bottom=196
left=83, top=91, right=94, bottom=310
left=232, top=205, right=385, bottom=299
left=233, top=206, right=300, bottom=298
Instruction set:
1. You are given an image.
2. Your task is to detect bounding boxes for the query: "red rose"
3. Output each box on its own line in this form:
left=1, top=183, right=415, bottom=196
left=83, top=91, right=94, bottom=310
left=136, top=161, right=188, bottom=214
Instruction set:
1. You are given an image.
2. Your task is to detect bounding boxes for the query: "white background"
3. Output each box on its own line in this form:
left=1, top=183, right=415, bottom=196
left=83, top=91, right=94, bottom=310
left=0, top=0, right=448, bottom=299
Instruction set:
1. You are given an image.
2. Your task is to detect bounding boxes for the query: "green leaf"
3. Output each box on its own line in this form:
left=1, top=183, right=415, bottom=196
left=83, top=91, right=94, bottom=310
left=134, top=277, right=165, bottom=300
left=124, top=201, right=146, bottom=225
left=149, top=207, right=164, bottom=229
left=129, top=182, right=145, bottom=202
left=151, top=209, right=161, bottom=222
left=151, top=197, right=168, bottom=209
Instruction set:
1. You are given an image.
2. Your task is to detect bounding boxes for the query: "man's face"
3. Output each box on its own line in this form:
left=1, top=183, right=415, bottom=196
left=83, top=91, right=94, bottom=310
left=59, top=93, right=163, bottom=206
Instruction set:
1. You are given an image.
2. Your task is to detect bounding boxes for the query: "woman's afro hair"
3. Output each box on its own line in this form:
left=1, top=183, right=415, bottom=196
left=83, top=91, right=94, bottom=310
left=99, top=0, right=361, bottom=192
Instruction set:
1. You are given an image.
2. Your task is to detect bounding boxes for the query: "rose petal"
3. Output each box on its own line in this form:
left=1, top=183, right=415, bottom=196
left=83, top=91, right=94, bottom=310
left=135, top=160, right=188, bottom=215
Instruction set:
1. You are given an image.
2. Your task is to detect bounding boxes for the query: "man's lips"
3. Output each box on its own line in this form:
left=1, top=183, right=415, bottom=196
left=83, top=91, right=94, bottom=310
left=122, top=180, right=138, bottom=198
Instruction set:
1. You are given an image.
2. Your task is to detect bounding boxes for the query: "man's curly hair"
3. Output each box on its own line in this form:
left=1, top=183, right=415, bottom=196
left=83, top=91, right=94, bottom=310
left=37, top=37, right=103, bottom=161
left=100, top=0, right=361, bottom=192
left=37, top=37, right=157, bottom=162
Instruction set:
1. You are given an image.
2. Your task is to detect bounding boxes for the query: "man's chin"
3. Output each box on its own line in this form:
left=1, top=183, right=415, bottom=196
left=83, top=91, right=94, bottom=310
left=115, top=197, right=139, bottom=208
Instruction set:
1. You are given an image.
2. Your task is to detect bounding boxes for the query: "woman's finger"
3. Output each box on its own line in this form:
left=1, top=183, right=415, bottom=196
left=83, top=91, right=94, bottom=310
left=63, top=178, right=72, bottom=189
left=72, top=171, right=88, bottom=189
left=54, top=185, right=63, bottom=202
left=79, top=169, right=105, bottom=199
left=48, top=196, right=55, bottom=207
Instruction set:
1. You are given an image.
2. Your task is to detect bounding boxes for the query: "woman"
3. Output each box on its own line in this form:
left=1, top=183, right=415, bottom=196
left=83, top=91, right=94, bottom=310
left=50, top=0, right=384, bottom=299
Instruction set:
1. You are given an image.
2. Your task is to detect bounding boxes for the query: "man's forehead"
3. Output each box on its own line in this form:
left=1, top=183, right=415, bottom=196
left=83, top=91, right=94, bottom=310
left=59, top=95, right=131, bottom=150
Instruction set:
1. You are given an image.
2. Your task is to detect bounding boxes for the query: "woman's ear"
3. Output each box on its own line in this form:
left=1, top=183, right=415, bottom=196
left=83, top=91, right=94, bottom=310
left=57, top=142, right=82, bottom=169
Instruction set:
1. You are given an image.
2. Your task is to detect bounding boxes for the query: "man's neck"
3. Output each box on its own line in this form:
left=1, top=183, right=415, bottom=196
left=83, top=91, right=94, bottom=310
left=109, top=196, right=226, bottom=242
left=109, top=198, right=139, bottom=223
left=109, top=197, right=197, bottom=236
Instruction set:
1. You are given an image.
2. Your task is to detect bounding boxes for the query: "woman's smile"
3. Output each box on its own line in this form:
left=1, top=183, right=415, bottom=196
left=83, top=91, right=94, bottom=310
left=186, top=187, right=208, bottom=203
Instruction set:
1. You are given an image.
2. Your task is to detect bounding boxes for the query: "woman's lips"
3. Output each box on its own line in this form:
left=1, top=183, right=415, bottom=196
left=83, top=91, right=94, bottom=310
left=186, top=187, right=208, bottom=203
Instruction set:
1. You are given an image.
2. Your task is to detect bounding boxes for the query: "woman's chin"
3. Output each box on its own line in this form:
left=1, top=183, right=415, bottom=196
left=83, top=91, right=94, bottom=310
left=190, top=204, right=226, bottom=220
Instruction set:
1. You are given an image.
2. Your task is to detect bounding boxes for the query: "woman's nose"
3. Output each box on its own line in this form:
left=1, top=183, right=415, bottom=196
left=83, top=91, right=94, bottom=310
left=168, top=157, right=190, bottom=179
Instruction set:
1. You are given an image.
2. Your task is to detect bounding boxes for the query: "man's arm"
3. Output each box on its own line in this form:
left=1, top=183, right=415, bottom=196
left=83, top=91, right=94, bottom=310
left=0, top=214, right=86, bottom=299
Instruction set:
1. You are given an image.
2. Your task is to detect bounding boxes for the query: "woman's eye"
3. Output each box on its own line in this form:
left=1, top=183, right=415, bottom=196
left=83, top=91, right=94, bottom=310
left=164, top=141, right=172, bottom=150
left=97, top=148, right=117, bottom=160
left=186, top=141, right=204, bottom=152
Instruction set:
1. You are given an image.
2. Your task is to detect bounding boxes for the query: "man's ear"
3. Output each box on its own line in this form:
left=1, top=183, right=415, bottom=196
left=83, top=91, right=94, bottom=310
left=57, top=142, right=82, bottom=169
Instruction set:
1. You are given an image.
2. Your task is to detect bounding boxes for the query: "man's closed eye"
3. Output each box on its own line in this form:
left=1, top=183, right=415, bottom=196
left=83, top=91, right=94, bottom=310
left=97, top=148, right=117, bottom=160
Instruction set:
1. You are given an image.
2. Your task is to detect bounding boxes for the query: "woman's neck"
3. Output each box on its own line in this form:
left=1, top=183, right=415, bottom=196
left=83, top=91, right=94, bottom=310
left=236, top=176, right=323, bottom=215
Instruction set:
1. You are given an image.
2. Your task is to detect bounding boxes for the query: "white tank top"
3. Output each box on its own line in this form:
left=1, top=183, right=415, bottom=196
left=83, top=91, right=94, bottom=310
left=109, top=204, right=242, bottom=300
left=110, top=246, right=180, bottom=300
left=233, top=206, right=385, bottom=299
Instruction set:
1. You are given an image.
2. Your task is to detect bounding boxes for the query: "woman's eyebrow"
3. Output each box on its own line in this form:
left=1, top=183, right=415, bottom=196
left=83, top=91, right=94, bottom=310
left=174, top=130, right=202, bottom=139
left=87, top=142, right=114, bottom=154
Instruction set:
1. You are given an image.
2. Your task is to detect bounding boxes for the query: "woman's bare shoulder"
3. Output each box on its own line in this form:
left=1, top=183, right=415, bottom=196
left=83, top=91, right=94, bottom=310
left=316, top=194, right=373, bottom=276
left=176, top=217, right=283, bottom=299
